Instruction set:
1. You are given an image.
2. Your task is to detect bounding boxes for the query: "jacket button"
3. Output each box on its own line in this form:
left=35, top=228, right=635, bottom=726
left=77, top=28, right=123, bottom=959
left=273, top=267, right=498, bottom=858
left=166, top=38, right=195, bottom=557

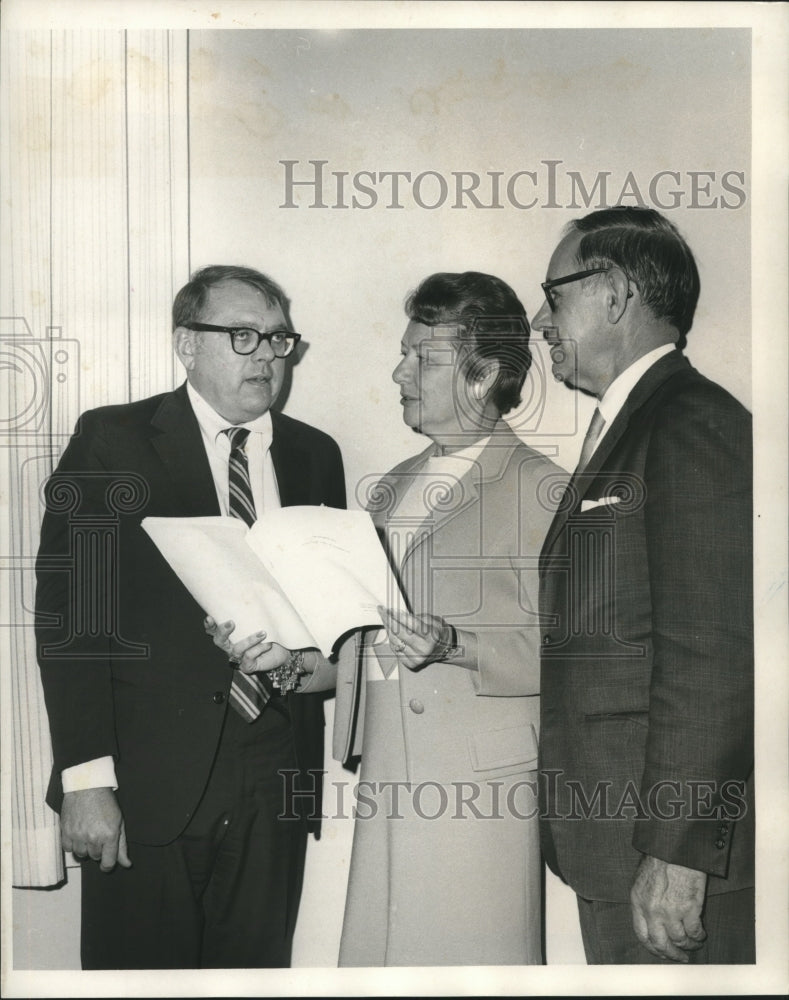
left=542, top=635, right=551, bottom=646
left=212, top=691, right=225, bottom=704
left=714, top=838, right=726, bottom=849
left=409, top=699, right=424, bottom=714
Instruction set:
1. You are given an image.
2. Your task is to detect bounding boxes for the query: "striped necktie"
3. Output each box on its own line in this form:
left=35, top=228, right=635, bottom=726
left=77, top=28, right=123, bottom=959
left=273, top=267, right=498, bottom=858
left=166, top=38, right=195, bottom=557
left=223, top=426, right=272, bottom=721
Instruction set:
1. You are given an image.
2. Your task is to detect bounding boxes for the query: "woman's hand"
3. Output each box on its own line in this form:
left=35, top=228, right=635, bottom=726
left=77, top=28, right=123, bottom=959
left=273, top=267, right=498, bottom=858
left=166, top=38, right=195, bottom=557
left=377, top=606, right=457, bottom=671
left=204, top=615, right=290, bottom=673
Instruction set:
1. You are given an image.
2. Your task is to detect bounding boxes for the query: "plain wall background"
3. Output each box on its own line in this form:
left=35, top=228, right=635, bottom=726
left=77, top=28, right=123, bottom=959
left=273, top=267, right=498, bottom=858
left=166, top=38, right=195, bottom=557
left=188, top=28, right=751, bottom=494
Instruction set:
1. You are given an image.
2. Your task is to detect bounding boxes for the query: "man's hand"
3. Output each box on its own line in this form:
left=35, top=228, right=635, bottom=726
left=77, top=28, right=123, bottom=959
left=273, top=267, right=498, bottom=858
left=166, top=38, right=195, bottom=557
left=630, top=854, right=707, bottom=962
left=204, top=616, right=289, bottom=673
left=61, top=787, right=131, bottom=873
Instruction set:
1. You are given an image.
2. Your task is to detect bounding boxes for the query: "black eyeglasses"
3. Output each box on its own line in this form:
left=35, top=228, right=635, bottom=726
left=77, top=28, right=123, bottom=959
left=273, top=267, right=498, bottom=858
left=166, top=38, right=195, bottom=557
left=185, top=322, right=301, bottom=357
left=541, top=267, right=611, bottom=312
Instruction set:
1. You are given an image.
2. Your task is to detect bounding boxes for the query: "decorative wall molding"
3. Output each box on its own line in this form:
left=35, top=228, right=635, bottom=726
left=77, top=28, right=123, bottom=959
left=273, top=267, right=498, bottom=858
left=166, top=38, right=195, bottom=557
left=1, top=28, right=190, bottom=888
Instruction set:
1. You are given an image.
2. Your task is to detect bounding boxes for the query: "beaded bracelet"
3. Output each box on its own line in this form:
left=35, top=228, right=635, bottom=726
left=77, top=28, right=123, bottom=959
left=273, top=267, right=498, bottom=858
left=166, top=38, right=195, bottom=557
left=268, top=649, right=307, bottom=693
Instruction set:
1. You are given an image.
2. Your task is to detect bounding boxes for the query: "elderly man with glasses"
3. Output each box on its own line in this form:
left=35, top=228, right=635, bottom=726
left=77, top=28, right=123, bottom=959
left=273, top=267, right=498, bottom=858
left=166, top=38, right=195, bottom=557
left=533, top=207, right=754, bottom=965
left=35, top=265, right=346, bottom=969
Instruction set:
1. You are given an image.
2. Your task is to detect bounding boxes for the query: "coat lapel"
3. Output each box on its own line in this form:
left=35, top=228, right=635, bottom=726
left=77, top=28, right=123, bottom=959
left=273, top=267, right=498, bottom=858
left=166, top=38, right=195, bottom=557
left=542, top=350, right=691, bottom=555
left=270, top=414, right=311, bottom=507
left=150, top=383, right=220, bottom=516
left=395, top=423, right=520, bottom=572
left=152, top=394, right=311, bottom=513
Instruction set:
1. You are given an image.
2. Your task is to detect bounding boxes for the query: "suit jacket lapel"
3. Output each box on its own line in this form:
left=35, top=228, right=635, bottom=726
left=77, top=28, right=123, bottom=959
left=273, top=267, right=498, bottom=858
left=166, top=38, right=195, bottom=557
left=150, top=383, right=221, bottom=516
left=542, top=351, right=691, bottom=554
left=270, top=413, right=310, bottom=507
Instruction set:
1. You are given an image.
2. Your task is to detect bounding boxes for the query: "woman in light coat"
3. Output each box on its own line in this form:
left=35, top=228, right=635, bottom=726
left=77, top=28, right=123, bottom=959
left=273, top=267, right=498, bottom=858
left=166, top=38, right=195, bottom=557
left=211, top=272, right=563, bottom=966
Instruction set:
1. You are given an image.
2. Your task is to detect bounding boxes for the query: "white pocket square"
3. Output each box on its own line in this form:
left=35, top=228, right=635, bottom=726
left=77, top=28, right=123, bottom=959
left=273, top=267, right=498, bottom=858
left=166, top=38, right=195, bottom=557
left=581, top=496, right=622, bottom=512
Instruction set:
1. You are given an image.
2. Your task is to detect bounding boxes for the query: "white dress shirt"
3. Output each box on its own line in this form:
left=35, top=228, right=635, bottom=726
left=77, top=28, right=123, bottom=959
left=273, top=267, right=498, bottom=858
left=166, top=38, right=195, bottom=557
left=186, top=382, right=281, bottom=516
left=61, top=383, right=281, bottom=794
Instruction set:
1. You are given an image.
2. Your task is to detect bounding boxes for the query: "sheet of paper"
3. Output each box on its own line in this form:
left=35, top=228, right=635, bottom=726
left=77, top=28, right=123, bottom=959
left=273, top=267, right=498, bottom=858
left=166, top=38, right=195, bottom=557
left=141, top=516, right=316, bottom=649
left=245, top=506, right=402, bottom=655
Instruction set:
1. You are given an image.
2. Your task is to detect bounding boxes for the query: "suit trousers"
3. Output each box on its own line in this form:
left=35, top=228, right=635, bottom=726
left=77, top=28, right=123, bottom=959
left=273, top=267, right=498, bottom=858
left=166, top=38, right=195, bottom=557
left=80, top=698, right=308, bottom=969
left=576, top=887, right=755, bottom=964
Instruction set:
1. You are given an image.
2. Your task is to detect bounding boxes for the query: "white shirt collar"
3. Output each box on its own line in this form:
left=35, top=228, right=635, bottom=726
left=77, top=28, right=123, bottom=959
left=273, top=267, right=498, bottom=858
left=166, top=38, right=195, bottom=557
left=186, top=381, right=274, bottom=447
left=597, top=343, right=675, bottom=427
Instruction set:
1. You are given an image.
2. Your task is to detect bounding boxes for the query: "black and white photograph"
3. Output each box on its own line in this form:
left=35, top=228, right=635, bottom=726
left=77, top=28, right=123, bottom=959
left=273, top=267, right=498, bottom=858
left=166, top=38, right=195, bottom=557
left=2, top=1, right=786, bottom=996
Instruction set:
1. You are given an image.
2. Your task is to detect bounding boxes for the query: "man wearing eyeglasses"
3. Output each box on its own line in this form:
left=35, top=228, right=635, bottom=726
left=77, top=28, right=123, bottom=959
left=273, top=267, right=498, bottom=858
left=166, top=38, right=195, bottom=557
left=35, top=265, right=345, bottom=968
left=533, top=208, right=754, bottom=964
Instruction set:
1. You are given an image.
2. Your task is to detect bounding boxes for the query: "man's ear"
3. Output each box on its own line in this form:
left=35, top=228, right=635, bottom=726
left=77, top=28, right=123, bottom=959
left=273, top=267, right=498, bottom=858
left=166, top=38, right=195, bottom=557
left=605, top=267, right=633, bottom=324
left=173, top=327, right=198, bottom=371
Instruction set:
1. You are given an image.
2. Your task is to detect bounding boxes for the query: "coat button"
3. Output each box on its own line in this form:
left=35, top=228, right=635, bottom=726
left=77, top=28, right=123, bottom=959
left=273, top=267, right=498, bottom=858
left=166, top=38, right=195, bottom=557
left=714, top=838, right=726, bottom=849
left=212, top=691, right=225, bottom=704
left=542, top=635, right=551, bottom=646
left=409, top=699, right=424, bottom=714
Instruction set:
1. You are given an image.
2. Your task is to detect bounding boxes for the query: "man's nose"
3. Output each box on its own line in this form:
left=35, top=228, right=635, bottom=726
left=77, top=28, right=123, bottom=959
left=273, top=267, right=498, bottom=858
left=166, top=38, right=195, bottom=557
left=532, top=301, right=552, bottom=335
left=252, top=336, right=276, bottom=362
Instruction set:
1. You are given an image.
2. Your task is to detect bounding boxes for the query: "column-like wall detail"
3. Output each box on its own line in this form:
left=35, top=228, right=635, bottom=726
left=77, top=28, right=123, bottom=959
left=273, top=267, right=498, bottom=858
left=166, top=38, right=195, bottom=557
left=1, top=29, right=190, bottom=888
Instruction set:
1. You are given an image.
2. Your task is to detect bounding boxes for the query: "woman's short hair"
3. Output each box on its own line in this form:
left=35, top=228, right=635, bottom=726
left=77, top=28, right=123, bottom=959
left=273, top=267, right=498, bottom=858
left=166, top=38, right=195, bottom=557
left=404, top=271, right=531, bottom=415
left=569, top=206, right=700, bottom=340
left=172, top=265, right=292, bottom=330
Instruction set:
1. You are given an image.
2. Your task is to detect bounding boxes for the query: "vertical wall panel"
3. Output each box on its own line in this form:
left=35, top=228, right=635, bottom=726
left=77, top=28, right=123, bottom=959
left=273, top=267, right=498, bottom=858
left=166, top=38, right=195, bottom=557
left=126, top=29, right=190, bottom=400
left=49, top=30, right=130, bottom=410
left=3, top=29, right=189, bottom=891
left=1, top=30, right=65, bottom=890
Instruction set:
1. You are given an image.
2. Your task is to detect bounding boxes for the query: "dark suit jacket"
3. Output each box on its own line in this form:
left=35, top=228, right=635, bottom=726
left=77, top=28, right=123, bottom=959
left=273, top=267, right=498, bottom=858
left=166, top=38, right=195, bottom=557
left=35, top=382, right=346, bottom=845
left=539, top=351, right=753, bottom=902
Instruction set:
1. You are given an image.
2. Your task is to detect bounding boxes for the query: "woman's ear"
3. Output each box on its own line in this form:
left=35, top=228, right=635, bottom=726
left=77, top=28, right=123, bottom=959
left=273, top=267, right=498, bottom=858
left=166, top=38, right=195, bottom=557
left=472, top=358, right=500, bottom=399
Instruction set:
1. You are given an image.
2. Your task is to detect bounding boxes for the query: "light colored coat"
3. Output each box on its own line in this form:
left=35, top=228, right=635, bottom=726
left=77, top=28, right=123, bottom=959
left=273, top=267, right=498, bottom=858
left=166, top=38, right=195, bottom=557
left=318, top=422, right=564, bottom=781
left=311, top=423, right=565, bottom=966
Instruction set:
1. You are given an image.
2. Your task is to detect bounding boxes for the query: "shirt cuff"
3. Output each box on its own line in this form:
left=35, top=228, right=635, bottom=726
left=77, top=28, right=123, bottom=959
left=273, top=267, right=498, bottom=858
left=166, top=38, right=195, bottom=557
left=61, top=756, right=118, bottom=793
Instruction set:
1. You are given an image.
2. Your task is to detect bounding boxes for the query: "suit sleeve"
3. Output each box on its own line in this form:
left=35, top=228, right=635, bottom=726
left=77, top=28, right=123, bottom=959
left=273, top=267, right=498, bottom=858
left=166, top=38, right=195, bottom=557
left=35, top=411, right=120, bottom=782
left=632, top=386, right=753, bottom=877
